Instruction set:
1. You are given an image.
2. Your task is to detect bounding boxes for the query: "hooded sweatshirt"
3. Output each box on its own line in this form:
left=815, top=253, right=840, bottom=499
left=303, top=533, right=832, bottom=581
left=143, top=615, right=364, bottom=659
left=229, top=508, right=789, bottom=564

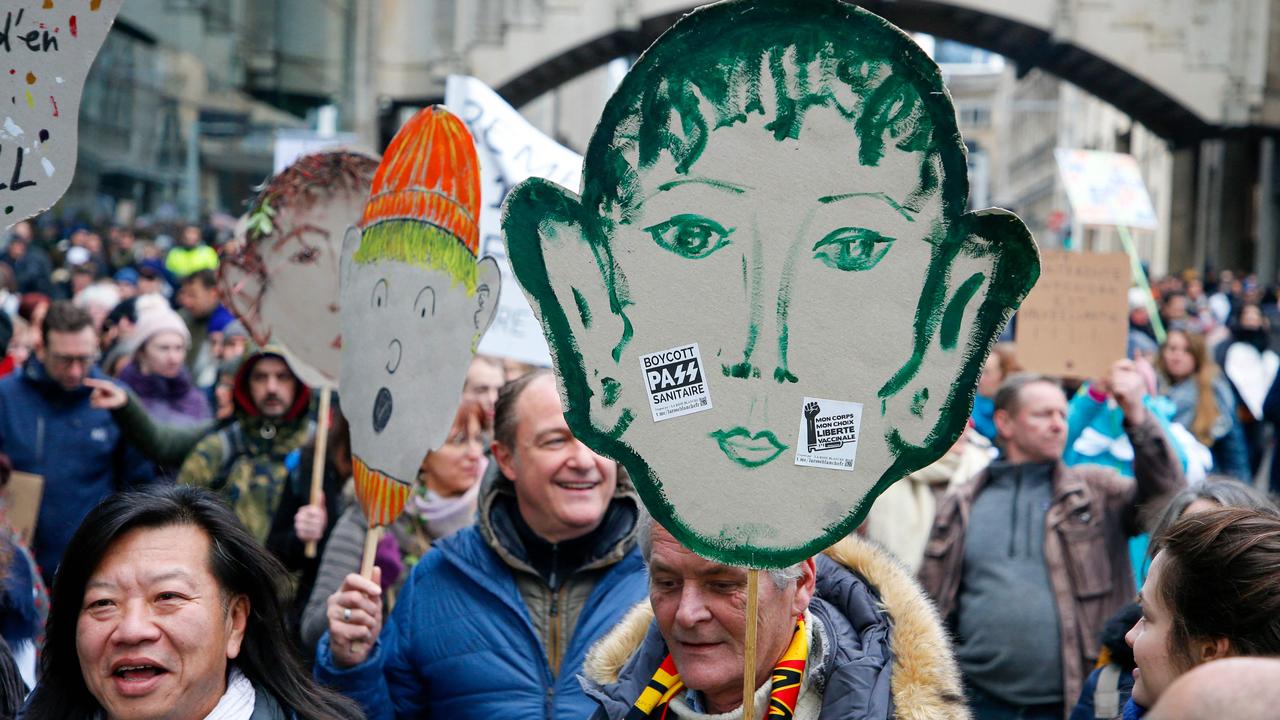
left=177, top=346, right=313, bottom=542
left=954, top=460, right=1064, bottom=706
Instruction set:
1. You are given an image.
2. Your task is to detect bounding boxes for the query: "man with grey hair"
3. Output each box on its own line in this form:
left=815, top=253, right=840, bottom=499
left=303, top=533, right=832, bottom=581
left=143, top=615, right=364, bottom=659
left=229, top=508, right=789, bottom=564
left=584, top=515, right=969, bottom=719
left=919, top=359, right=1185, bottom=718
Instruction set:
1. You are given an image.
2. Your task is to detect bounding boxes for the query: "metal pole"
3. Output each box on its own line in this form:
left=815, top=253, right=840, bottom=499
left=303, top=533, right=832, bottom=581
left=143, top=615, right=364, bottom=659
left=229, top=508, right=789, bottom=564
left=185, top=115, right=200, bottom=222
left=1256, top=138, right=1277, bottom=284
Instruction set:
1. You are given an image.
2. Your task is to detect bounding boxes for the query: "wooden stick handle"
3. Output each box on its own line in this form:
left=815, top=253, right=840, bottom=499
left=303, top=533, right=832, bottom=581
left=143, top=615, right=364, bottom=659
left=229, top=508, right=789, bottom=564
left=742, top=568, right=760, bottom=720
left=359, top=525, right=383, bottom=579
left=350, top=524, right=384, bottom=656
left=305, top=384, right=333, bottom=559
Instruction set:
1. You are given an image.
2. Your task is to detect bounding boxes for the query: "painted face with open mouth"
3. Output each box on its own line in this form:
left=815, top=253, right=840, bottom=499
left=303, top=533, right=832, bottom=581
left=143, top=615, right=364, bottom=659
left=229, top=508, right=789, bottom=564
left=340, top=254, right=498, bottom=485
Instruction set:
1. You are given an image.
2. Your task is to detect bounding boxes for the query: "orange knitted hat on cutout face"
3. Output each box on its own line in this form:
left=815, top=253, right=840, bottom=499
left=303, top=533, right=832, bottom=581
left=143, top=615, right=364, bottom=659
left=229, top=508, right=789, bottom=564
left=359, top=106, right=481, bottom=256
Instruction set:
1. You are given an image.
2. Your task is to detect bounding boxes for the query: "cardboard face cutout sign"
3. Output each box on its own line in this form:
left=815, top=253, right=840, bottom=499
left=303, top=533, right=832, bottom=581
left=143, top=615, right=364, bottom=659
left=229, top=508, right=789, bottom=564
left=504, top=0, right=1040, bottom=567
left=341, top=107, right=501, bottom=526
left=0, top=0, right=121, bottom=232
left=220, top=151, right=380, bottom=388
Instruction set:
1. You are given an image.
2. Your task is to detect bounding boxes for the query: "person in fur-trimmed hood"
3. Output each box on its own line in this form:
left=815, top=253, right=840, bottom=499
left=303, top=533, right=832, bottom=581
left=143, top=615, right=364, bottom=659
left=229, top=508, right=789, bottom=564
left=582, top=518, right=970, bottom=720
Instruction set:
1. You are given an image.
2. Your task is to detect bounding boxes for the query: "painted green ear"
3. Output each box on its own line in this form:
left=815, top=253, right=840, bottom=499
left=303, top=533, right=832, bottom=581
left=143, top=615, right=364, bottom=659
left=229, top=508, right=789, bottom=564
left=854, top=209, right=1038, bottom=558
left=504, top=177, right=633, bottom=435
left=876, top=208, right=1038, bottom=462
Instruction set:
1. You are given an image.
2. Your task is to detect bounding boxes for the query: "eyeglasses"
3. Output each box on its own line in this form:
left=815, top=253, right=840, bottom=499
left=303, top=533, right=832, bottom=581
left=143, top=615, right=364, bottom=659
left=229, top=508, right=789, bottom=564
left=47, top=351, right=100, bottom=367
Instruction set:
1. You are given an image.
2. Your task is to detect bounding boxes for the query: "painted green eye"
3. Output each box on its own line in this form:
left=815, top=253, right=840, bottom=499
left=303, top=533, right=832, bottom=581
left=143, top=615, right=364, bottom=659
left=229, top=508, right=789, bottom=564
left=812, top=228, right=894, bottom=271
left=644, top=214, right=733, bottom=259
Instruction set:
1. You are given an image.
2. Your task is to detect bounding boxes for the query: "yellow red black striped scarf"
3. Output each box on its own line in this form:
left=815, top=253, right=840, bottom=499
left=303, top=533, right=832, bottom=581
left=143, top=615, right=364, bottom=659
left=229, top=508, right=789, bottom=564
left=626, top=618, right=808, bottom=719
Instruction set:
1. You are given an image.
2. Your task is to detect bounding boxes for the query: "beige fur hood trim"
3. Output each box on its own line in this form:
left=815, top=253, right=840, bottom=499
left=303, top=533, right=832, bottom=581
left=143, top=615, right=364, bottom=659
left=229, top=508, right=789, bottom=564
left=582, top=535, right=970, bottom=720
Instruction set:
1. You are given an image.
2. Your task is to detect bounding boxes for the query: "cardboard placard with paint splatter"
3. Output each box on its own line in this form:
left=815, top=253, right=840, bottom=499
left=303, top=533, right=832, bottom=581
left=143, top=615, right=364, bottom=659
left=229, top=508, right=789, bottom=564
left=0, top=0, right=120, bottom=231
left=502, top=0, right=1041, bottom=568
left=340, top=107, right=501, bottom=528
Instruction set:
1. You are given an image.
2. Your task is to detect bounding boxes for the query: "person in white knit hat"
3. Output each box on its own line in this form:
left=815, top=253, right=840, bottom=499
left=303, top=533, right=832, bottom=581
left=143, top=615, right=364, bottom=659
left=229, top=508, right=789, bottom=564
left=116, top=301, right=212, bottom=429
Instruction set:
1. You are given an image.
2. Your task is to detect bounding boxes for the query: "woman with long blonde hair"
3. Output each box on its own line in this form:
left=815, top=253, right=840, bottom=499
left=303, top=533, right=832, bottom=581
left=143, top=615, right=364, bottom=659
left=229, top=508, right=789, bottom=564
left=1156, top=330, right=1250, bottom=480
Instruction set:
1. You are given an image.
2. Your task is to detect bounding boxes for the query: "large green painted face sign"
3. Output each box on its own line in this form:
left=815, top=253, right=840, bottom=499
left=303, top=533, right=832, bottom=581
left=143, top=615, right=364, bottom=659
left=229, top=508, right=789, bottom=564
left=503, top=0, right=1039, bottom=567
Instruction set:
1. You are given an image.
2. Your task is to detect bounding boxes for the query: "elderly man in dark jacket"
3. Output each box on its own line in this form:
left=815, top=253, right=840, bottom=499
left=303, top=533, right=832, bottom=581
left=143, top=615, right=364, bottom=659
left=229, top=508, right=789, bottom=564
left=919, top=361, right=1185, bottom=719
left=584, top=519, right=969, bottom=719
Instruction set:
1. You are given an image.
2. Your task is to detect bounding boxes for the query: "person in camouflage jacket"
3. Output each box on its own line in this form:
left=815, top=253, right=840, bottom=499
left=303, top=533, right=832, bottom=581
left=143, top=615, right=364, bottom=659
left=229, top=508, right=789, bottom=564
left=177, top=344, right=313, bottom=542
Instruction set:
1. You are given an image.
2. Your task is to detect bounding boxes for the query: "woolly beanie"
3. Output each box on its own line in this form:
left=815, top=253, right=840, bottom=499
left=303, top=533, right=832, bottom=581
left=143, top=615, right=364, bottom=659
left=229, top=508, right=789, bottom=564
left=359, top=106, right=480, bottom=253
left=352, top=107, right=482, bottom=290
left=125, top=305, right=190, bottom=358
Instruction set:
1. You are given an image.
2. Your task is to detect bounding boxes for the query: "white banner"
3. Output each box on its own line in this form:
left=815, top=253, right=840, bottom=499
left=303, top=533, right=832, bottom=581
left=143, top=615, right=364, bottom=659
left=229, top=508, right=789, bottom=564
left=272, top=130, right=363, bottom=175
left=446, top=75, right=583, bottom=367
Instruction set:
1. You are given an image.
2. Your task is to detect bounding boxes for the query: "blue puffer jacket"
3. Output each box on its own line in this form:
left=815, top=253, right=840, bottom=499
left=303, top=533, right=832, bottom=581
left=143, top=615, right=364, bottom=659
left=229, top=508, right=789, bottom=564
left=0, top=359, right=153, bottom=585
left=314, top=490, right=648, bottom=719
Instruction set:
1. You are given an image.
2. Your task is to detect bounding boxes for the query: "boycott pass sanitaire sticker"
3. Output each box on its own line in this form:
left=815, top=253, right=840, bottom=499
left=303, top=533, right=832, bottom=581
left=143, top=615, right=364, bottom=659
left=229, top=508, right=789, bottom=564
left=640, top=343, right=713, bottom=422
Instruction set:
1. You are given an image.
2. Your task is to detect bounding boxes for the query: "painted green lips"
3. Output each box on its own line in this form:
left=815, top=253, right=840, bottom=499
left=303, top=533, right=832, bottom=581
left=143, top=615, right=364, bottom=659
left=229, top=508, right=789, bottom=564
left=709, top=427, right=788, bottom=468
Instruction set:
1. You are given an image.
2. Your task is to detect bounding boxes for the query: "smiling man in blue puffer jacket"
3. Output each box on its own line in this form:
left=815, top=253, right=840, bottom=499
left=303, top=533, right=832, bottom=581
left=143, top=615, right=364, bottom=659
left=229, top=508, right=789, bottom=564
left=315, top=369, right=647, bottom=719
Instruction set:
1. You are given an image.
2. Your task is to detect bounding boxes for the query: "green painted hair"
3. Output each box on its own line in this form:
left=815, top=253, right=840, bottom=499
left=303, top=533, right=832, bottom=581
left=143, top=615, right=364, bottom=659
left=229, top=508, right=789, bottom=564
left=354, top=220, right=478, bottom=292
left=585, top=0, right=967, bottom=228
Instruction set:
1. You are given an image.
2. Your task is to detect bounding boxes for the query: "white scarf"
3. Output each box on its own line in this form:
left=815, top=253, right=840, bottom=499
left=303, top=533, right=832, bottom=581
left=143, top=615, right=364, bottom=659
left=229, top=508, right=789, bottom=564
left=203, top=667, right=256, bottom=720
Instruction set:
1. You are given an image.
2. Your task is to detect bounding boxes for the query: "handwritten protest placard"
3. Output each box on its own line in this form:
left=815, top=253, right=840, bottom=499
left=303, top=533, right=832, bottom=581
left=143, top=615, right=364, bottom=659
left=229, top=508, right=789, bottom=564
left=1017, top=250, right=1130, bottom=379
left=0, top=0, right=121, bottom=232
left=446, top=75, right=579, bottom=366
left=1, top=470, right=42, bottom=544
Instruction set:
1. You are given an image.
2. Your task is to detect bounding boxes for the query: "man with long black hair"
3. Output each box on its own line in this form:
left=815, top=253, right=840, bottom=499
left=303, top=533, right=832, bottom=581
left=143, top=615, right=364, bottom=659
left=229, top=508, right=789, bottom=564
left=24, top=484, right=362, bottom=719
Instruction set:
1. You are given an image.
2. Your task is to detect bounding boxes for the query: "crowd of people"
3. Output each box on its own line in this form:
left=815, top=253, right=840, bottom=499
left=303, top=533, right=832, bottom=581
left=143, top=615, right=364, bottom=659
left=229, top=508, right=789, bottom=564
left=0, top=215, right=1274, bottom=718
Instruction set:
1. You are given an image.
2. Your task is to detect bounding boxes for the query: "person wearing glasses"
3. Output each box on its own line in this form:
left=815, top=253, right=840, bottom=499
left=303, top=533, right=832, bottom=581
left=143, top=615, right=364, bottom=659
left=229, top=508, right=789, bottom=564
left=295, top=397, right=490, bottom=654
left=0, top=301, right=154, bottom=586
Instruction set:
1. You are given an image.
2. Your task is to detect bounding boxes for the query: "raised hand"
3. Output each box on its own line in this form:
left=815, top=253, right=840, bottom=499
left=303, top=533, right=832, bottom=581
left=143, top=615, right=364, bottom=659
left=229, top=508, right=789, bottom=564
left=804, top=401, right=820, bottom=420
left=1107, top=359, right=1148, bottom=423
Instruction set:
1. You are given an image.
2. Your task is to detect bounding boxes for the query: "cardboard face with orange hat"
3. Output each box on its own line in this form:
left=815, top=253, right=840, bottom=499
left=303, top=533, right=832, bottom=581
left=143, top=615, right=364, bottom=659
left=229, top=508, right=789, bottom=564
left=340, top=106, right=501, bottom=526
